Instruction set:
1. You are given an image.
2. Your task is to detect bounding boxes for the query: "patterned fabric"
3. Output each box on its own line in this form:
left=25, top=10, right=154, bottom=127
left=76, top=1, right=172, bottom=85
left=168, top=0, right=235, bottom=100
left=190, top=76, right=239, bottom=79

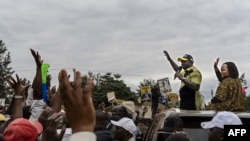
left=210, top=78, right=245, bottom=111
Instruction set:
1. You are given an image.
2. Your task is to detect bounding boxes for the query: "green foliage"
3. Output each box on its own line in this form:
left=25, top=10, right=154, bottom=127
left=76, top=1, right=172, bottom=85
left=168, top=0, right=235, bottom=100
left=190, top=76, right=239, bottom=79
left=239, top=73, right=250, bottom=111
left=0, top=40, right=14, bottom=99
left=81, top=72, right=137, bottom=108
left=244, top=95, right=250, bottom=111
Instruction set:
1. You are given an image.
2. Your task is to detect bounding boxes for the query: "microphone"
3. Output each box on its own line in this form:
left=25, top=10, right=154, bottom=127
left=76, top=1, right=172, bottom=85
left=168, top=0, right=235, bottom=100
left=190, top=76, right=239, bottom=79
left=174, top=66, right=182, bottom=80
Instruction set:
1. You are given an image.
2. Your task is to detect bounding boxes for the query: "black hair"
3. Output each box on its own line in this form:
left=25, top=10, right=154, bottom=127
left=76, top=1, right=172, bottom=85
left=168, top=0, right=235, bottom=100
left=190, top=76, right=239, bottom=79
left=223, top=62, right=239, bottom=79
left=164, top=113, right=183, bottom=130
left=111, top=105, right=130, bottom=119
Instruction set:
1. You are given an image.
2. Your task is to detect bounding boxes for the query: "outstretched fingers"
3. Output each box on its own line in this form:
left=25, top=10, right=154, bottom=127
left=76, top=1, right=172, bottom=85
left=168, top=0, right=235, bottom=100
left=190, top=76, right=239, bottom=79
left=73, top=71, right=82, bottom=89
left=82, top=77, right=93, bottom=106
left=58, top=70, right=73, bottom=102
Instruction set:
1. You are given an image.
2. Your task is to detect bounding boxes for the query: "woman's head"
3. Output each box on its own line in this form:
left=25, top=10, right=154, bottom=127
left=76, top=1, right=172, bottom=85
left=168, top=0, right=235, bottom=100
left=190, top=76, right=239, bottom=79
left=220, top=62, right=239, bottom=79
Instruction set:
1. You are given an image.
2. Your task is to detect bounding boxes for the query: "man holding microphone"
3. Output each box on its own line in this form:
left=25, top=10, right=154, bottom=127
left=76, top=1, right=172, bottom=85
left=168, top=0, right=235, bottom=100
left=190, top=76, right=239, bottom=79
left=163, top=50, right=202, bottom=110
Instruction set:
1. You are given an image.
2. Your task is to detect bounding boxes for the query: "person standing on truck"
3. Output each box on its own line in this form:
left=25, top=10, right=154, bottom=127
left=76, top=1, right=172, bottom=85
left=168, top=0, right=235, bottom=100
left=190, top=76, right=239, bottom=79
left=163, top=50, right=202, bottom=110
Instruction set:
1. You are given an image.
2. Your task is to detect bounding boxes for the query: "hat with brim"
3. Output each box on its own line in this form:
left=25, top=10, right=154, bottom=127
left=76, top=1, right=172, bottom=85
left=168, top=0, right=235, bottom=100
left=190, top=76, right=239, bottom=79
left=177, top=57, right=188, bottom=62
left=111, top=117, right=136, bottom=135
left=177, top=54, right=194, bottom=63
left=200, top=111, right=242, bottom=129
left=3, top=118, right=43, bottom=141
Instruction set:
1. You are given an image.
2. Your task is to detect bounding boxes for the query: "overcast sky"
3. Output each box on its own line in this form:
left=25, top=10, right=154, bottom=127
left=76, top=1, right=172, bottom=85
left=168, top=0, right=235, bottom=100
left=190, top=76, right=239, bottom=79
left=1, top=0, right=250, bottom=103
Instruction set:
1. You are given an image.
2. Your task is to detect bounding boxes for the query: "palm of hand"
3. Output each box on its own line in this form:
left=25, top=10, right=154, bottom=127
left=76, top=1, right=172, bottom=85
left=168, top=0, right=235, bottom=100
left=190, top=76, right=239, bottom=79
left=7, top=74, right=30, bottom=96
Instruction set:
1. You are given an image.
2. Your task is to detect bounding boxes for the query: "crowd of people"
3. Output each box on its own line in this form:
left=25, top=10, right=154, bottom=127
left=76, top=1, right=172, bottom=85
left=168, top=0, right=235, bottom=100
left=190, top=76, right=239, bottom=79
left=0, top=48, right=246, bottom=141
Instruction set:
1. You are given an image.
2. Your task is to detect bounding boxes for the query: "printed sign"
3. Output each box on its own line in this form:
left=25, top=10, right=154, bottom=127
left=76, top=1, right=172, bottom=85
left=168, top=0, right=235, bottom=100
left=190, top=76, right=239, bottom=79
left=157, top=77, right=171, bottom=94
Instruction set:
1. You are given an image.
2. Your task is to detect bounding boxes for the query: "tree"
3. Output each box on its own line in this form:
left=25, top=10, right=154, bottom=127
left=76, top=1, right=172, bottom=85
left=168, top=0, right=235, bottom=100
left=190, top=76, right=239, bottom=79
left=240, top=73, right=250, bottom=111
left=81, top=72, right=137, bottom=108
left=0, top=40, right=14, bottom=99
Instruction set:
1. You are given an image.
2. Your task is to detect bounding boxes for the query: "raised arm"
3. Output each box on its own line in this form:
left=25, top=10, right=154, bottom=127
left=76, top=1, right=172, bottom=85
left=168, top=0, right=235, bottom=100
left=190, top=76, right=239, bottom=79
left=30, top=48, right=43, bottom=100
left=163, top=50, right=179, bottom=72
left=214, top=57, right=222, bottom=82
left=7, top=74, right=30, bottom=119
left=58, top=69, right=95, bottom=133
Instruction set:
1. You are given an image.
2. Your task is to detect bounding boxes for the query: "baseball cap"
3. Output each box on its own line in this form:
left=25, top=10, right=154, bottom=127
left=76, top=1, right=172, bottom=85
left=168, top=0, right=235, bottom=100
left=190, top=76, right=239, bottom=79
left=3, top=118, right=43, bottom=141
left=201, top=111, right=242, bottom=129
left=177, top=54, right=194, bottom=63
left=111, top=117, right=137, bottom=135
left=0, top=114, right=6, bottom=121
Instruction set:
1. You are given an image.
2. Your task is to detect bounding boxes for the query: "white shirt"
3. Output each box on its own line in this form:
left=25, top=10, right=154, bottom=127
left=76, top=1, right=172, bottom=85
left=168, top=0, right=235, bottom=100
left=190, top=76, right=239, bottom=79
left=69, top=132, right=96, bottom=141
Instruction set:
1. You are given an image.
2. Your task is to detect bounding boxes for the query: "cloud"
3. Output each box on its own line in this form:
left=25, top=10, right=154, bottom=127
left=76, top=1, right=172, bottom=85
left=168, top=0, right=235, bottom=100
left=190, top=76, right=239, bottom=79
left=1, top=0, right=250, bottom=104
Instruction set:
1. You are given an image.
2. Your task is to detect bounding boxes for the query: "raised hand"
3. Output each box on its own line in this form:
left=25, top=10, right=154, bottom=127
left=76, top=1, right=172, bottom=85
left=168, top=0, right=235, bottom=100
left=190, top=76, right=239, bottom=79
left=214, top=57, right=220, bottom=69
left=39, top=108, right=66, bottom=141
left=30, top=48, right=43, bottom=68
left=163, top=50, right=171, bottom=60
left=213, top=57, right=223, bottom=82
left=30, top=48, right=43, bottom=100
left=7, top=74, right=30, bottom=96
left=58, top=69, right=95, bottom=133
left=6, top=74, right=30, bottom=119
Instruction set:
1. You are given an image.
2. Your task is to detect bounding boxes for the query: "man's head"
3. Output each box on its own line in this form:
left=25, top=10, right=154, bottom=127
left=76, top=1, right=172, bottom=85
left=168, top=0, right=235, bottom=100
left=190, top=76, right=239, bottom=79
left=111, top=117, right=137, bottom=140
left=111, top=105, right=130, bottom=120
left=95, top=110, right=110, bottom=127
left=178, top=54, right=194, bottom=69
left=3, top=118, right=43, bottom=141
left=164, top=113, right=184, bottom=131
left=158, top=113, right=184, bottom=141
left=201, top=111, right=242, bottom=141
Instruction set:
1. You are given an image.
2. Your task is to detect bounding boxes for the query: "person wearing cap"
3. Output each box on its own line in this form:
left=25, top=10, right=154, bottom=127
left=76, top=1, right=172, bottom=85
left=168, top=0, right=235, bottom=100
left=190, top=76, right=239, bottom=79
left=3, top=118, right=43, bottom=141
left=163, top=50, right=202, bottom=110
left=111, top=117, right=137, bottom=141
left=201, top=111, right=243, bottom=141
left=209, top=58, right=245, bottom=111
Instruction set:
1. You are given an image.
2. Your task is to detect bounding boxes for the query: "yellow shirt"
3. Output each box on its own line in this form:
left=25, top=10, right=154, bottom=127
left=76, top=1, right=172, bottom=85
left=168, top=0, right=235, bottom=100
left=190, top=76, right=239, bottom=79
left=179, top=66, right=203, bottom=110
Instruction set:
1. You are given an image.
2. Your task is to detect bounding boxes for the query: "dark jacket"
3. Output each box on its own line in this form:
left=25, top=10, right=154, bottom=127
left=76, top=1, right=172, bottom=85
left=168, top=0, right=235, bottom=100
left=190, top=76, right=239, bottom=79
left=94, top=126, right=114, bottom=141
left=157, top=127, right=174, bottom=141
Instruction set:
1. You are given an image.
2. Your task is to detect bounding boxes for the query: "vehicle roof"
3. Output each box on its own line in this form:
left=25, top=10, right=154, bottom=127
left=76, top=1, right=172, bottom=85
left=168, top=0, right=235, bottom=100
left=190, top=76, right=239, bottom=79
left=165, top=108, right=250, bottom=118
left=143, top=108, right=250, bottom=141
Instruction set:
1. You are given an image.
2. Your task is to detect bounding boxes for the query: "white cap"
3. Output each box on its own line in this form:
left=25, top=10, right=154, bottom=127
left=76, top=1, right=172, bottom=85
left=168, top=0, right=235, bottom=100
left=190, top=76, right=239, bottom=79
left=201, top=111, right=242, bottom=129
left=111, top=117, right=136, bottom=135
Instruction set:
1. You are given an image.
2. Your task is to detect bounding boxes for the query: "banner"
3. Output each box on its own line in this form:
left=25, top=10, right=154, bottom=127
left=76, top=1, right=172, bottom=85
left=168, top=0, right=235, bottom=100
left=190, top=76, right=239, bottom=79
left=157, top=77, right=171, bottom=94
left=140, top=86, right=151, bottom=103
left=168, top=92, right=179, bottom=108
left=107, top=91, right=116, bottom=102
